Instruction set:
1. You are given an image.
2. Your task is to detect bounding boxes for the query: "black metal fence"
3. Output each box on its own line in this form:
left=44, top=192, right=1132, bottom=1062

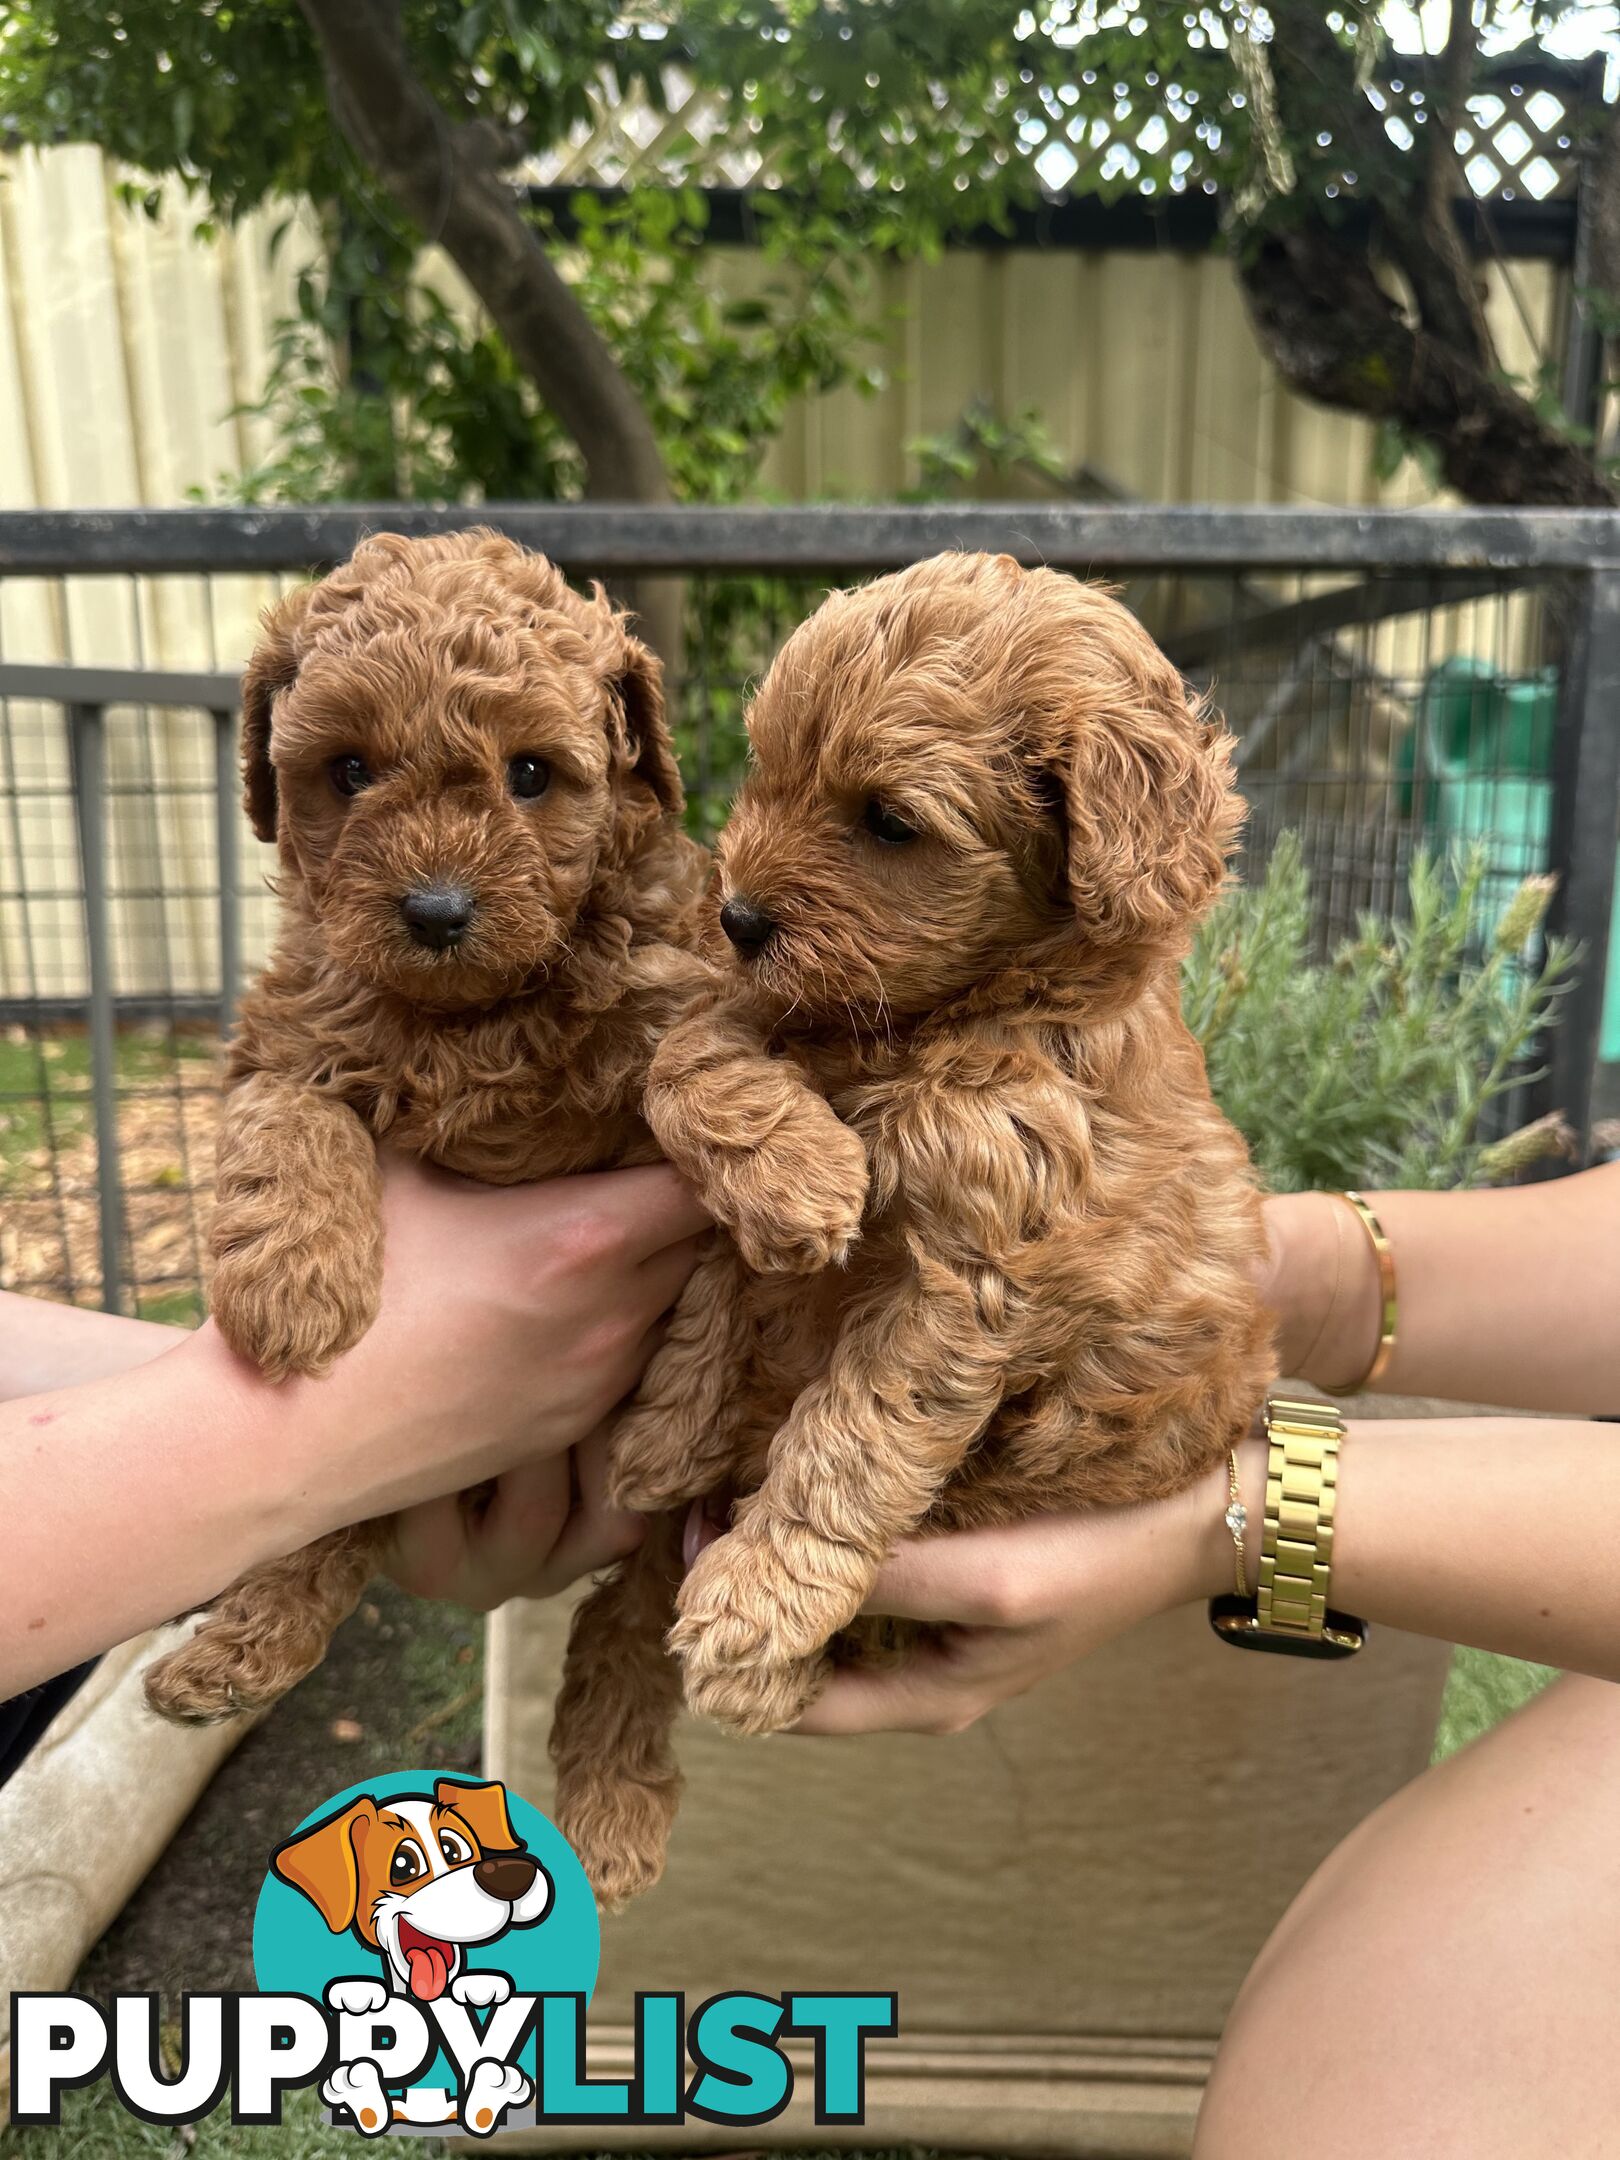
left=1, top=504, right=1616, bottom=1320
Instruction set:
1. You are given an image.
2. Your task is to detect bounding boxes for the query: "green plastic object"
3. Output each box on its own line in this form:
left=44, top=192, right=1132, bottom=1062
left=1400, top=658, right=1620, bottom=1061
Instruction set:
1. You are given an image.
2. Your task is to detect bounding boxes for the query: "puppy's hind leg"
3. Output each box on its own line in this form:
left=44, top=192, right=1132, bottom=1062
left=607, top=1239, right=752, bottom=1515
left=144, top=1520, right=385, bottom=1723
left=551, top=1511, right=685, bottom=1911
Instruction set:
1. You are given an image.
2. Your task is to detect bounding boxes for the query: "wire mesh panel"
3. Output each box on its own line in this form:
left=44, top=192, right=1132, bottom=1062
left=0, top=507, right=1613, bottom=1322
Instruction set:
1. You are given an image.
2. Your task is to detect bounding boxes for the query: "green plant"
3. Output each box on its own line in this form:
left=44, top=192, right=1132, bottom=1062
left=1184, top=835, right=1576, bottom=1193
left=907, top=397, right=1072, bottom=498
left=228, top=188, right=876, bottom=508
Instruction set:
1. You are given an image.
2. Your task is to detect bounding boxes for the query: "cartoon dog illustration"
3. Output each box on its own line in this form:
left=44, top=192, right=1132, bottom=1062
left=271, top=1775, right=554, bottom=2003
left=272, top=1777, right=553, bottom=2137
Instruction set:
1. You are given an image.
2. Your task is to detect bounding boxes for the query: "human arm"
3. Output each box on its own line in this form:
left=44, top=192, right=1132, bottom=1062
left=0, top=1292, right=179, bottom=1400
left=790, top=1410, right=1620, bottom=1735
left=0, top=1155, right=707, bottom=1695
left=1265, top=1163, right=1620, bottom=1412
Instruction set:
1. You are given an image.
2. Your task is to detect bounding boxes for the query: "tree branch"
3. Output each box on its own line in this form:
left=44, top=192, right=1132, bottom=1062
left=1240, top=222, right=1614, bottom=506
left=1264, top=7, right=1491, bottom=369
left=296, top=0, right=671, bottom=507
left=1589, top=92, right=1620, bottom=444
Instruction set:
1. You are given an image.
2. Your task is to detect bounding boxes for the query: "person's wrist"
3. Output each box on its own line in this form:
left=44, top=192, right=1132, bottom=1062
left=173, top=1321, right=345, bottom=1560
left=1188, top=1433, right=1268, bottom=1602
left=1263, top=1191, right=1382, bottom=1391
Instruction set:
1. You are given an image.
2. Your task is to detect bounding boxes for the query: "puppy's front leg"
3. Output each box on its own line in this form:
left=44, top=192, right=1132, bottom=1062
left=670, top=1256, right=1007, bottom=1734
left=646, top=1003, right=868, bottom=1276
left=208, top=1070, right=383, bottom=1380
left=145, top=1068, right=384, bottom=1724
left=607, top=1238, right=756, bottom=1513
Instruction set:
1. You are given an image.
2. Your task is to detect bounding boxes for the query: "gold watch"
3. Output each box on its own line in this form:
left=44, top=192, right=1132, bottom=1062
left=1209, top=1397, right=1367, bottom=1659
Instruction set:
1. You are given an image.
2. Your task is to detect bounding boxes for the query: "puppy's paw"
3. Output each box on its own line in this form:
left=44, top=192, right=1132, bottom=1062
left=681, top=1643, right=828, bottom=1736
left=669, top=1536, right=836, bottom=1735
left=721, top=1109, right=869, bottom=1276
left=145, top=1618, right=306, bottom=1725
left=143, top=1630, right=254, bottom=1725
left=322, top=2062, right=391, bottom=2138
left=450, top=1972, right=512, bottom=2010
left=461, top=2061, right=532, bottom=2138
left=325, top=1979, right=390, bottom=2018
left=209, top=1224, right=379, bottom=1381
left=555, top=1774, right=680, bottom=1914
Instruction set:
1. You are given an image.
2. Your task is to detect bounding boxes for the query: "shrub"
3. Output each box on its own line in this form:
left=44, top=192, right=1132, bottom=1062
left=1185, top=835, right=1575, bottom=1193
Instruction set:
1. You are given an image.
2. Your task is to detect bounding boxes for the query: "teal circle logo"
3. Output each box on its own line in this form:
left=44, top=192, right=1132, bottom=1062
left=252, top=1770, right=597, bottom=2106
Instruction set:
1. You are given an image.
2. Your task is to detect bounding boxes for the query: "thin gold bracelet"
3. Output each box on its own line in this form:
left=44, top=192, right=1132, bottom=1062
left=1333, top=1190, right=1397, bottom=1392
left=1224, top=1449, right=1249, bottom=1599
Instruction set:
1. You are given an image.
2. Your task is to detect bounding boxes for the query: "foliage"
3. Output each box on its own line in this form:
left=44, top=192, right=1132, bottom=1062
left=4, top=1, right=1612, bottom=503
left=0, top=0, right=655, bottom=220
left=229, top=189, right=874, bottom=504
left=1184, top=835, right=1577, bottom=1193
left=906, top=397, right=1073, bottom=498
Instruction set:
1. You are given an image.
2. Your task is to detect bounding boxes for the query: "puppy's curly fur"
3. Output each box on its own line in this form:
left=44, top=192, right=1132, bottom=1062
left=143, top=529, right=710, bottom=1726
left=553, top=553, right=1274, bottom=1904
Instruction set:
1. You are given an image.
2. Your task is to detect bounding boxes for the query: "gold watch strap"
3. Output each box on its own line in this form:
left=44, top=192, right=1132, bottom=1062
left=1258, top=1396, right=1348, bottom=1639
left=1208, top=1396, right=1367, bottom=1659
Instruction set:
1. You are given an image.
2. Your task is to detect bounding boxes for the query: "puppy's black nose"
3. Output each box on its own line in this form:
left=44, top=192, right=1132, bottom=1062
left=473, top=1851, right=538, bottom=1901
left=719, top=895, right=777, bottom=955
left=400, top=884, right=475, bottom=950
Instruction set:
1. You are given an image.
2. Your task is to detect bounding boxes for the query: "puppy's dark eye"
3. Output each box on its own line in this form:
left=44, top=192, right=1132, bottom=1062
left=508, top=754, right=551, bottom=800
left=329, top=754, right=373, bottom=799
left=389, top=1842, right=426, bottom=1885
left=863, top=798, right=919, bottom=846
left=437, top=1830, right=471, bottom=1866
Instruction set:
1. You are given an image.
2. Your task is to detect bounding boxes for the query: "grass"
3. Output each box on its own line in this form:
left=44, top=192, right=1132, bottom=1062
left=0, top=1023, right=218, bottom=1320
left=1434, top=1644, right=1557, bottom=1761
left=5, top=2080, right=938, bottom=2160
left=0, top=1028, right=215, bottom=1197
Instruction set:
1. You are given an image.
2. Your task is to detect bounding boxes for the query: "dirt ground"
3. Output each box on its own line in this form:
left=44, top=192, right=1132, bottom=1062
left=81, top=1583, right=485, bottom=2001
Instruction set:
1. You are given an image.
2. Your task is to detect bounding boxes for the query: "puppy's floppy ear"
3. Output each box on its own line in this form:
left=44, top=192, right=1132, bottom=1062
left=609, top=627, right=684, bottom=817
left=1046, top=658, right=1241, bottom=948
left=240, top=585, right=316, bottom=844
left=435, top=1776, right=523, bottom=1854
left=271, top=1796, right=378, bottom=1933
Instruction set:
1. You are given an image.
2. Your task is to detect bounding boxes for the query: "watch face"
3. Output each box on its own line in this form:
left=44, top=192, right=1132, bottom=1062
left=1207, top=1596, right=1368, bottom=1660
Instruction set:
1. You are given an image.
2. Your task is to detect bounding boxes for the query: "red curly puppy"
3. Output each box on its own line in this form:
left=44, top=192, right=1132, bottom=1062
left=553, top=552, right=1274, bottom=1903
left=144, top=529, right=710, bottom=1725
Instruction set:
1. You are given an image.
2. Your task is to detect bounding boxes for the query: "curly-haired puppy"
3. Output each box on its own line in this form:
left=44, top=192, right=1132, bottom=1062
left=144, top=529, right=710, bottom=1725
left=554, top=551, right=1274, bottom=1902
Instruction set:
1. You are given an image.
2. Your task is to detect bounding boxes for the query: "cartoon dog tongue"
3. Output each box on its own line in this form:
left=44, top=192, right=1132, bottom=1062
left=400, top=1925, right=452, bottom=2001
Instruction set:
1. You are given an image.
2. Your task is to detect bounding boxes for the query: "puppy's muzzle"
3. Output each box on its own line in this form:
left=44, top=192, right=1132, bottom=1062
left=400, top=883, right=476, bottom=951
left=473, top=1850, right=540, bottom=1900
left=719, top=894, right=777, bottom=956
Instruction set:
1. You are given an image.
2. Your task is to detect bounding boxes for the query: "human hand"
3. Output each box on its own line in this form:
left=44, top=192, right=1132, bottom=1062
left=385, top=1425, right=644, bottom=1612
left=788, top=1460, right=1240, bottom=1737
left=190, top=1152, right=709, bottom=1553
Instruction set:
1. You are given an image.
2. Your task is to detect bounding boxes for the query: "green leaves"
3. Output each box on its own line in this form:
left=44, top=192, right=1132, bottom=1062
left=1184, top=834, right=1578, bottom=1194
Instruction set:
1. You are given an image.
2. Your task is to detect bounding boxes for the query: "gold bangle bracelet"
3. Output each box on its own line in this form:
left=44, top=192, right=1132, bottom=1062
left=1333, top=1190, right=1397, bottom=1393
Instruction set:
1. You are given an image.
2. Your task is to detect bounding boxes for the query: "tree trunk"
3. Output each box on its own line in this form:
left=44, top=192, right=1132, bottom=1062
left=1240, top=225, right=1615, bottom=507
left=1235, top=5, right=1615, bottom=508
left=299, top=0, right=668, bottom=507
left=296, top=0, right=685, bottom=668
